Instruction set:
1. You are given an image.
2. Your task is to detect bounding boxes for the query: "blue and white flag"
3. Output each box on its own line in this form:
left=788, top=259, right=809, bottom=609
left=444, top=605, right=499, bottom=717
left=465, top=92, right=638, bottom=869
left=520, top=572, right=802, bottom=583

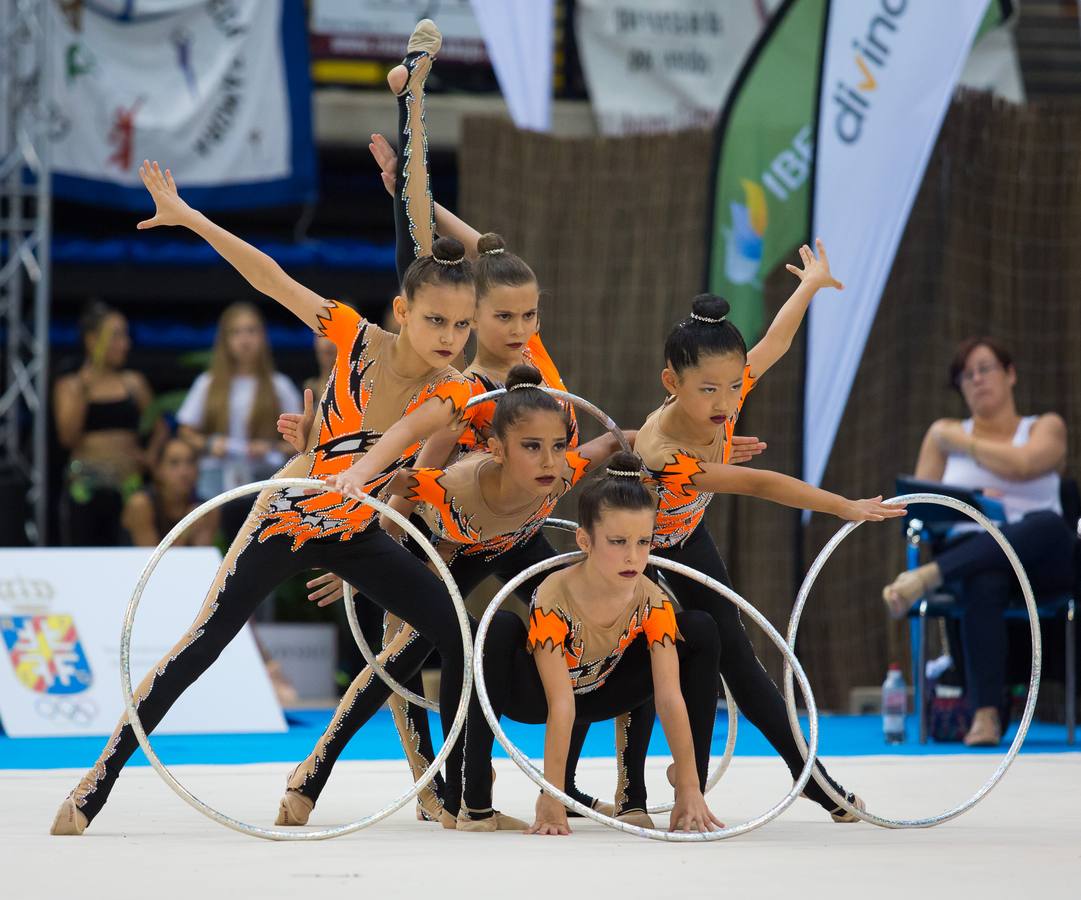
left=47, top=0, right=315, bottom=210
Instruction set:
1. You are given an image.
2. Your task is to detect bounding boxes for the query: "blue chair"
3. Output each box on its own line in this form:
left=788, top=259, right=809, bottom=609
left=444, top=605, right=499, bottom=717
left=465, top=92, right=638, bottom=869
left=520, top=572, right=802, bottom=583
left=901, top=480, right=1078, bottom=745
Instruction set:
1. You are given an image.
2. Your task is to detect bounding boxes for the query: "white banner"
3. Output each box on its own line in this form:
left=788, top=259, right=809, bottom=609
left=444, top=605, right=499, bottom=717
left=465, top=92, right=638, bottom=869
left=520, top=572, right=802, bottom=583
left=47, top=0, right=314, bottom=210
left=0, top=548, right=285, bottom=738
left=470, top=0, right=554, bottom=132
left=575, top=0, right=778, bottom=135
left=804, top=0, right=988, bottom=491
left=310, top=0, right=489, bottom=64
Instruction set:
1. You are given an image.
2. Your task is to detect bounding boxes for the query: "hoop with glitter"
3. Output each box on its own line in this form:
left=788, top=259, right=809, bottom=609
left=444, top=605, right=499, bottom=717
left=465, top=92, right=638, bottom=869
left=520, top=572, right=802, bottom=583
left=473, top=551, right=819, bottom=842
left=538, top=517, right=739, bottom=813
left=782, top=493, right=1040, bottom=829
left=344, top=386, right=633, bottom=711
left=120, top=477, right=474, bottom=841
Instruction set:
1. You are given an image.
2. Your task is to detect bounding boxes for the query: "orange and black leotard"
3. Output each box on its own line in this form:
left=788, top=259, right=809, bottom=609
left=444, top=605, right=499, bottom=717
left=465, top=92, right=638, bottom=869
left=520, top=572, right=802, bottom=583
left=459, top=332, right=579, bottom=452
left=635, top=364, right=756, bottom=548
left=390, top=447, right=590, bottom=562
left=260, top=301, right=470, bottom=550
left=526, top=567, right=681, bottom=694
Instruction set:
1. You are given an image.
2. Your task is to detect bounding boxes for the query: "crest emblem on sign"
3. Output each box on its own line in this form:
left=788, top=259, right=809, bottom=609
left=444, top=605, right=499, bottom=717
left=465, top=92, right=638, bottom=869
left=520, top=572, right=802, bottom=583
left=0, top=615, right=93, bottom=695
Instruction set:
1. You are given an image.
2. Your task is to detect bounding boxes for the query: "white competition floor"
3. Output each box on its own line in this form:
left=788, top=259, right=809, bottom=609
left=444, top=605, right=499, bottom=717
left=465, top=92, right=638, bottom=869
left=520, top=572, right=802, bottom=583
left=7, top=753, right=1079, bottom=900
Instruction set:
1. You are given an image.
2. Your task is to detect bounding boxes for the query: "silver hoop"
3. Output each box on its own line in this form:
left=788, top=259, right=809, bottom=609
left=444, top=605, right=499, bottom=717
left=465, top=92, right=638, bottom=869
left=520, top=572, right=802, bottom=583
left=475, top=551, right=819, bottom=841
left=120, top=477, right=474, bottom=841
left=344, top=387, right=632, bottom=711
left=782, top=493, right=1041, bottom=829
left=539, top=518, right=739, bottom=813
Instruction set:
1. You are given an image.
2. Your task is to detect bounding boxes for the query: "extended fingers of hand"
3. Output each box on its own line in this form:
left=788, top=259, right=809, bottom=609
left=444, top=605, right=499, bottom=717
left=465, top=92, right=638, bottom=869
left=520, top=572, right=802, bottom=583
left=306, top=572, right=336, bottom=590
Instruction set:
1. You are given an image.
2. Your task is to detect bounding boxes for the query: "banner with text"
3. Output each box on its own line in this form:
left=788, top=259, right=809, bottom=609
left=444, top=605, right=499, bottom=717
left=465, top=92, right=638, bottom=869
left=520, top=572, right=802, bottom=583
left=310, top=0, right=489, bottom=67
left=705, top=0, right=827, bottom=341
left=804, top=0, right=994, bottom=491
left=575, top=0, right=777, bottom=136
left=0, top=548, right=285, bottom=738
left=47, top=0, right=315, bottom=210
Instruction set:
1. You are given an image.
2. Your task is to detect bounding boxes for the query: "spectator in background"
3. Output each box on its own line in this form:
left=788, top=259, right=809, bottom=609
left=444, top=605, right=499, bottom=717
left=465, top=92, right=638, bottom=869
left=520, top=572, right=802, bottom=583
left=53, top=301, right=165, bottom=545
left=176, top=301, right=301, bottom=540
left=122, top=436, right=218, bottom=546
left=882, top=337, right=1074, bottom=746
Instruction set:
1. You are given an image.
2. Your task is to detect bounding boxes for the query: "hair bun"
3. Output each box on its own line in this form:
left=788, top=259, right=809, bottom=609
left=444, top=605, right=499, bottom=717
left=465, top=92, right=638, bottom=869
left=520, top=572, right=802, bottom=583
left=504, top=364, right=543, bottom=391
left=432, top=236, right=466, bottom=265
left=605, top=450, right=644, bottom=478
left=690, top=293, right=731, bottom=323
left=476, top=232, right=507, bottom=256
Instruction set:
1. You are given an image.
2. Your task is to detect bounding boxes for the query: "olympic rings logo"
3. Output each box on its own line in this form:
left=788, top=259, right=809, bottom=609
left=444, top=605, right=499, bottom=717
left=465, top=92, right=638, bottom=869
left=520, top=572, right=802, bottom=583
left=34, top=697, right=99, bottom=725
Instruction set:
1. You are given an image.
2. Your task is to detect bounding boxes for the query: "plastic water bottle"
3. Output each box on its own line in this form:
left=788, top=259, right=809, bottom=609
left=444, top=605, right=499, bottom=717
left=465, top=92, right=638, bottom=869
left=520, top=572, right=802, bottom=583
left=882, top=664, right=907, bottom=744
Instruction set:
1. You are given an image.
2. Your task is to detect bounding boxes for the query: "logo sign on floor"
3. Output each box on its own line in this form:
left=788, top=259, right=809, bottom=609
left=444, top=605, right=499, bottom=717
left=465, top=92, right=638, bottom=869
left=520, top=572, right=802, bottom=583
left=0, top=548, right=285, bottom=738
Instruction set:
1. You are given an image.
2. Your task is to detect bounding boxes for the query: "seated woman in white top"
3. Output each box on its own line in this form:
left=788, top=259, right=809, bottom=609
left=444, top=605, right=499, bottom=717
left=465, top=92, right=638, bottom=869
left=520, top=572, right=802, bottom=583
left=882, top=337, right=1074, bottom=746
left=177, top=301, right=301, bottom=535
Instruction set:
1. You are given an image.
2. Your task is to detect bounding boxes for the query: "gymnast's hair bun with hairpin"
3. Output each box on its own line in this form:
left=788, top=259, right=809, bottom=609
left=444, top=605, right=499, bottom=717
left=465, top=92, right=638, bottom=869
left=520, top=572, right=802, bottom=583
left=432, top=236, right=466, bottom=266
left=690, top=294, right=730, bottom=325
left=477, top=232, right=507, bottom=256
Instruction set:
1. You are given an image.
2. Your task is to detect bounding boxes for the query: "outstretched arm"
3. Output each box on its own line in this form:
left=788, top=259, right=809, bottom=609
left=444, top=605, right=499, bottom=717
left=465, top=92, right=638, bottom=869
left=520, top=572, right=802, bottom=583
left=691, top=461, right=905, bottom=522
left=370, top=133, right=483, bottom=259
left=136, top=161, right=329, bottom=331
left=529, top=646, right=575, bottom=836
left=746, top=239, right=843, bottom=380
left=324, top=396, right=463, bottom=499
left=649, top=642, right=724, bottom=832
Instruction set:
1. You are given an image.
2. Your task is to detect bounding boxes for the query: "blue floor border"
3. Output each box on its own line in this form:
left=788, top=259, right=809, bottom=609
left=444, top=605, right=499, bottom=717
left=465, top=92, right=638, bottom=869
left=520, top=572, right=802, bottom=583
left=0, top=710, right=1076, bottom=771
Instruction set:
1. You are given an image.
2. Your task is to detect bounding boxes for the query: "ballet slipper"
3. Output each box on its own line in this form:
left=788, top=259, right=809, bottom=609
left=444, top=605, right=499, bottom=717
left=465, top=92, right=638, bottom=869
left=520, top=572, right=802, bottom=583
left=827, top=792, right=866, bottom=824
left=388, top=19, right=442, bottom=97
left=455, top=806, right=529, bottom=832
left=881, top=563, right=942, bottom=619
left=406, top=18, right=442, bottom=58
left=439, top=809, right=457, bottom=830
left=963, top=707, right=1002, bottom=747
left=616, top=808, right=655, bottom=829
left=275, top=790, right=314, bottom=826
left=50, top=797, right=88, bottom=836
left=592, top=799, right=616, bottom=817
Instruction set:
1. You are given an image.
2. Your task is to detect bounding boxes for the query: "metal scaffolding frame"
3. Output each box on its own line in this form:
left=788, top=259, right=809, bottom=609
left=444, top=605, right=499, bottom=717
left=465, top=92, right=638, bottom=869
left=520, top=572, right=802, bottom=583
left=0, top=0, right=51, bottom=544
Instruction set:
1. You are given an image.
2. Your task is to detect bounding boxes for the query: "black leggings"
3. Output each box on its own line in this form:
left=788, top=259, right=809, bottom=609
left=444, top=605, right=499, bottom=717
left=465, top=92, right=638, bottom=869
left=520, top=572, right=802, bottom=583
left=393, top=532, right=650, bottom=816
left=936, top=509, right=1076, bottom=709
left=290, top=531, right=561, bottom=811
left=602, top=523, right=848, bottom=813
left=461, top=609, right=720, bottom=816
left=73, top=510, right=463, bottom=824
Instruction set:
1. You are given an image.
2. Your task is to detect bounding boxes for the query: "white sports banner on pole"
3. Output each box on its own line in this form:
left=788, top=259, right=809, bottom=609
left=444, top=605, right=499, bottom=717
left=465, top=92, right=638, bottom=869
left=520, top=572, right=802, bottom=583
left=470, top=0, right=554, bottom=132
left=575, top=0, right=778, bottom=135
left=310, top=0, right=489, bottom=65
left=0, top=548, right=285, bottom=738
left=804, top=0, right=988, bottom=491
left=46, top=0, right=315, bottom=210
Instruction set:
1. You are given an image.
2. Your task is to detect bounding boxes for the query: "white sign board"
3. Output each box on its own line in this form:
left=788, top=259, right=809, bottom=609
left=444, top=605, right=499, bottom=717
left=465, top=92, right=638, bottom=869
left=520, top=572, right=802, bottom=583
left=0, top=548, right=285, bottom=738
left=575, top=0, right=778, bottom=135
left=311, top=0, right=489, bottom=64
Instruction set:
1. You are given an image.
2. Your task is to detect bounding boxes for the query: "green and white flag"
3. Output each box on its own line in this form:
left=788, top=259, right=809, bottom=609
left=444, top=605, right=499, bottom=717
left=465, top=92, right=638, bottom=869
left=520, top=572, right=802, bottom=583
left=705, top=0, right=827, bottom=341
left=706, top=0, right=1010, bottom=488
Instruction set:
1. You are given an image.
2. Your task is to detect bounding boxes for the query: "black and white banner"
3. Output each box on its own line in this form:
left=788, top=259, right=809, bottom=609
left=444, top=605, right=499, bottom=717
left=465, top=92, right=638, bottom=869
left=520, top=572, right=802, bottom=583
left=47, top=0, right=315, bottom=210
